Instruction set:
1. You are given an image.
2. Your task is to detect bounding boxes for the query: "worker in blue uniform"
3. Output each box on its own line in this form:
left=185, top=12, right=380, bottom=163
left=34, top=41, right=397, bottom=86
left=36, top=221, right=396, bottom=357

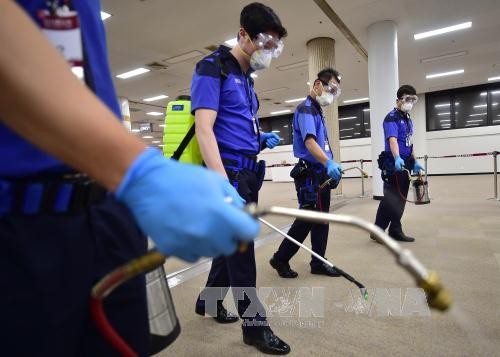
left=373, top=84, right=424, bottom=243
left=270, top=68, right=344, bottom=279
left=0, top=1, right=259, bottom=356
left=191, top=2, right=290, bottom=355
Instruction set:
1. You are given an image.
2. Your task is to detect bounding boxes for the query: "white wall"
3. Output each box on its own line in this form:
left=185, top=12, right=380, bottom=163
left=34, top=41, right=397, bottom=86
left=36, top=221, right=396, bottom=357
left=259, top=96, right=500, bottom=180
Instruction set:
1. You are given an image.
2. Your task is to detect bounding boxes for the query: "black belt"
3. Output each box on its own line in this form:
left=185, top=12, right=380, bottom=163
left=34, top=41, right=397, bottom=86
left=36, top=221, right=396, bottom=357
left=0, top=174, right=108, bottom=217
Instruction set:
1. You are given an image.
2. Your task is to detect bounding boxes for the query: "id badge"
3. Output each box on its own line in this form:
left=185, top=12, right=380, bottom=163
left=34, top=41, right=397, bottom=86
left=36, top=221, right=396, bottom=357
left=325, top=143, right=330, bottom=152
left=252, top=117, right=258, bottom=135
left=38, top=7, right=84, bottom=79
left=406, top=134, right=413, bottom=147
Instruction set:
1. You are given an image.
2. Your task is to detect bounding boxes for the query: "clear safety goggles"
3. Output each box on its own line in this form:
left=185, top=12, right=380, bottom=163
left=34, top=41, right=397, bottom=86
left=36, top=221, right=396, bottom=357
left=252, top=33, right=284, bottom=58
left=399, top=95, right=418, bottom=104
left=321, top=81, right=341, bottom=96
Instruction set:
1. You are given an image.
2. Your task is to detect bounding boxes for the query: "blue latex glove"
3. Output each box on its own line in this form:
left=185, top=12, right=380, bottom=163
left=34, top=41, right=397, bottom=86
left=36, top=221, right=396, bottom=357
left=394, top=155, right=405, bottom=171
left=325, top=159, right=342, bottom=182
left=115, top=148, right=260, bottom=262
left=223, top=180, right=246, bottom=206
left=260, top=132, right=281, bottom=149
left=413, top=160, right=424, bottom=175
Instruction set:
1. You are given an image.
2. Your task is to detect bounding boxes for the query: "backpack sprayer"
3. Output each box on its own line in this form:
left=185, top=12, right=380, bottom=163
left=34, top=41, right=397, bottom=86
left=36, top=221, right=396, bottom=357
left=90, top=204, right=452, bottom=357
left=394, top=168, right=430, bottom=205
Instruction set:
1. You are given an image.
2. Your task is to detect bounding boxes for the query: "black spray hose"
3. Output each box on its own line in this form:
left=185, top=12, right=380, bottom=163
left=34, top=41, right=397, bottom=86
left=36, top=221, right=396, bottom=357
left=259, top=218, right=368, bottom=300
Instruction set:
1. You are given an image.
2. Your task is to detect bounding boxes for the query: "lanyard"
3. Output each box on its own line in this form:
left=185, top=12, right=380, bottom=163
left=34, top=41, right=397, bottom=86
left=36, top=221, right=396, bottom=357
left=320, top=111, right=333, bottom=155
left=243, top=72, right=261, bottom=142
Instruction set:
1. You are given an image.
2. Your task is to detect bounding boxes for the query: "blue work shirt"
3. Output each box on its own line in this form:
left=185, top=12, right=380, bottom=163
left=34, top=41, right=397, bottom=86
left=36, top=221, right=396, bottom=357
left=292, top=96, right=333, bottom=164
left=383, top=108, right=414, bottom=158
left=191, top=46, right=260, bottom=156
left=0, top=0, right=121, bottom=178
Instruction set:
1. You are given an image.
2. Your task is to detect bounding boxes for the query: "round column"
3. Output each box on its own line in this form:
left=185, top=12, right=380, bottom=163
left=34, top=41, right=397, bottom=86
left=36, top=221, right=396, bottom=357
left=367, top=21, right=399, bottom=198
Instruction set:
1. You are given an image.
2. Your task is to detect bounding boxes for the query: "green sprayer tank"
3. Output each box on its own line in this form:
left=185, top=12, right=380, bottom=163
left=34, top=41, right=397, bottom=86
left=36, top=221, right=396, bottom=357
left=162, top=100, right=203, bottom=165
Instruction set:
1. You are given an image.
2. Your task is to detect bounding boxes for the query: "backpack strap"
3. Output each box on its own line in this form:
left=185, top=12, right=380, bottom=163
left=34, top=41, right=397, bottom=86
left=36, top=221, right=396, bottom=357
left=171, top=123, right=196, bottom=161
left=170, top=52, right=228, bottom=161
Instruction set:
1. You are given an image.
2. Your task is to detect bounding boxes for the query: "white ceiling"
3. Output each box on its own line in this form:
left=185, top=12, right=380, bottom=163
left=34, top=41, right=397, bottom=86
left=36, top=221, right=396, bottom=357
left=101, top=0, right=500, bottom=144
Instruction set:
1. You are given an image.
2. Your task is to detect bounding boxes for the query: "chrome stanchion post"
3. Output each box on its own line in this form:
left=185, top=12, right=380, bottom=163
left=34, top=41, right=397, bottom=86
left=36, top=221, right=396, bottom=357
left=494, top=151, right=498, bottom=201
left=359, top=159, right=365, bottom=198
left=424, top=155, right=428, bottom=183
left=487, top=151, right=498, bottom=201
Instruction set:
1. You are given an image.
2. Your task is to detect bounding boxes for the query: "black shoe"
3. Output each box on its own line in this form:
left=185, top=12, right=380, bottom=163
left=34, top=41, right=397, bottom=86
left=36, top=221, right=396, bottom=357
left=390, top=232, right=415, bottom=242
left=310, top=263, right=342, bottom=277
left=195, top=301, right=239, bottom=324
left=243, top=327, right=291, bottom=355
left=270, top=256, right=298, bottom=278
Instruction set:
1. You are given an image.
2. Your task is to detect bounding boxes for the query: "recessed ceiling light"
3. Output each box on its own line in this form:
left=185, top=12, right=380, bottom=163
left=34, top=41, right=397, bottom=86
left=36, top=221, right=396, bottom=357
left=285, top=97, right=306, bottom=103
left=250, top=73, right=258, bottom=79
left=343, top=97, right=369, bottom=104
left=473, top=104, right=487, bottom=108
left=363, top=108, right=370, bottom=112
left=142, top=135, right=154, bottom=139
left=420, top=51, right=468, bottom=63
left=131, top=129, right=140, bottom=133
left=151, top=141, right=161, bottom=144
left=488, top=76, right=500, bottom=82
left=270, top=110, right=291, bottom=115
left=272, top=130, right=281, bottom=133
left=437, top=112, right=451, bottom=116
left=225, top=38, right=238, bottom=47
left=146, top=112, right=163, bottom=116
left=426, top=69, right=464, bottom=79
left=158, top=124, right=166, bottom=128
left=307, top=82, right=311, bottom=86
left=469, top=113, right=487, bottom=117
left=116, top=67, right=150, bottom=79
left=100, top=11, right=112, bottom=21
left=414, top=21, right=472, bottom=40
left=143, top=94, right=168, bottom=102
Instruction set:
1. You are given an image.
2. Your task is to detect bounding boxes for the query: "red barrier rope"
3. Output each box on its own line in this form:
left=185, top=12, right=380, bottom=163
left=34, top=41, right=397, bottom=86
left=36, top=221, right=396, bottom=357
left=265, top=150, right=499, bottom=168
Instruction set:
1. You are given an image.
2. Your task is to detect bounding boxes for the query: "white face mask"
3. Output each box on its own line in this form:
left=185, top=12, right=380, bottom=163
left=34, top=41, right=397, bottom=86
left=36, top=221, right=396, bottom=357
left=316, top=91, right=334, bottom=107
left=250, top=50, right=272, bottom=70
left=401, top=102, right=414, bottom=113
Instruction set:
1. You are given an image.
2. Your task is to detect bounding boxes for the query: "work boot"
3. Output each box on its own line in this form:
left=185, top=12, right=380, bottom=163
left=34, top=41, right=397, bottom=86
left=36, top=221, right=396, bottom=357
left=270, top=256, right=298, bottom=278
left=310, top=263, right=341, bottom=277
left=195, top=301, right=239, bottom=324
left=243, top=326, right=291, bottom=355
left=390, top=232, right=415, bottom=242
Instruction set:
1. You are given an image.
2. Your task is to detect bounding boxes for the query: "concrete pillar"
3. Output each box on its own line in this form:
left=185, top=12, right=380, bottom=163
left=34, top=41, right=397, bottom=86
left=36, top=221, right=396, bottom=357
left=119, top=97, right=132, bottom=131
left=367, top=21, right=399, bottom=198
left=307, top=37, right=342, bottom=194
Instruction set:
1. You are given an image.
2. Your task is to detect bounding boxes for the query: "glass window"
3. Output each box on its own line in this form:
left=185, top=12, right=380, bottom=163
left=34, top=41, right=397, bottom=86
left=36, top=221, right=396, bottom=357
left=490, top=89, right=500, bottom=126
left=338, top=103, right=370, bottom=139
left=260, top=114, right=293, bottom=146
left=426, top=84, right=500, bottom=131
left=426, top=95, right=453, bottom=130
left=455, top=89, right=487, bottom=129
left=362, top=107, right=371, bottom=136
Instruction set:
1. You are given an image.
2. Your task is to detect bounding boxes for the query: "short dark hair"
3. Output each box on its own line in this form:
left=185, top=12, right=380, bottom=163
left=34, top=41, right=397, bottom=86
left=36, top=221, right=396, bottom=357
left=397, top=85, right=416, bottom=98
left=176, top=95, right=191, bottom=101
left=317, top=68, right=341, bottom=85
left=240, top=2, right=287, bottom=39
